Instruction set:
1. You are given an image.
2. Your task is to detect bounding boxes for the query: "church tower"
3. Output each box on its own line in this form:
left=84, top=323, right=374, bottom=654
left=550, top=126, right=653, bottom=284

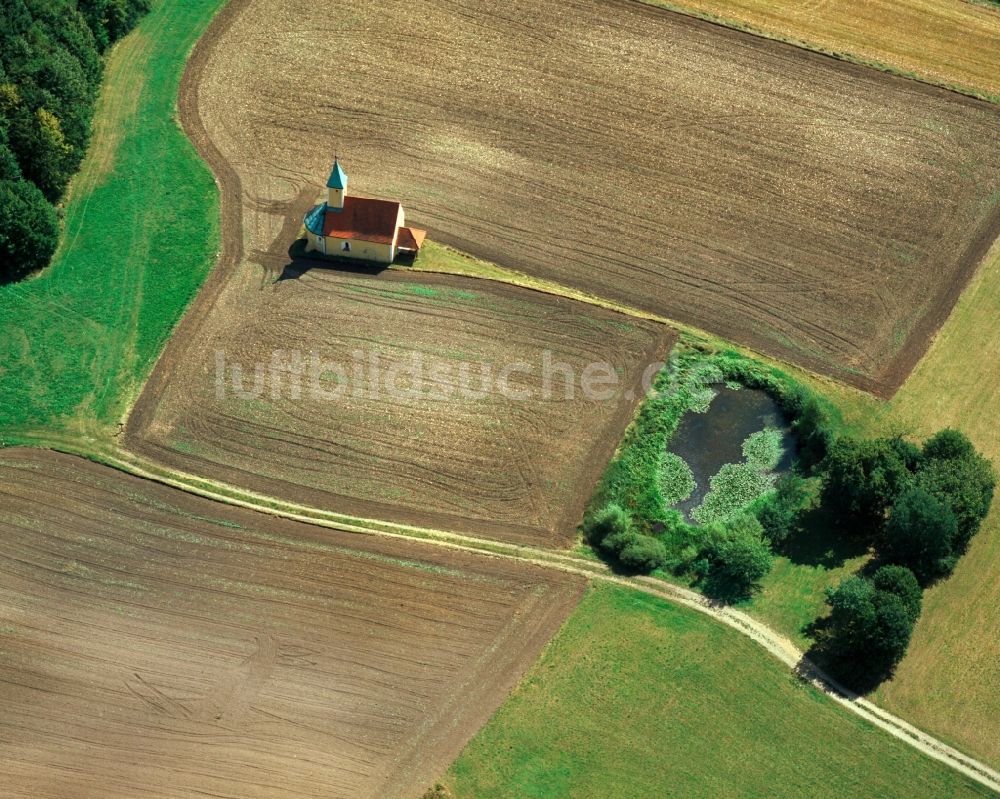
left=327, top=157, right=348, bottom=210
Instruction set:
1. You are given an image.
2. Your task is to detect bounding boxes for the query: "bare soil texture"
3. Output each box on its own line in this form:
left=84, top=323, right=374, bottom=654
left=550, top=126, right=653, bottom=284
left=643, top=0, right=1000, bottom=101
left=128, top=267, right=671, bottom=547
left=185, top=0, right=1000, bottom=395
left=0, top=448, right=583, bottom=799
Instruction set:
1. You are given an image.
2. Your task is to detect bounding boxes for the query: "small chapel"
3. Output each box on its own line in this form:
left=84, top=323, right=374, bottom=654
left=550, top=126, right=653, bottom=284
left=302, top=158, right=426, bottom=264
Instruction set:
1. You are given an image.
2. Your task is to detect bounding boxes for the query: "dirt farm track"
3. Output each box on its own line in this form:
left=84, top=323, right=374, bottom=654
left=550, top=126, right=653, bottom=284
left=175, top=0, right=1000, bottom=396
left=0, top=450, right=583, bottom=799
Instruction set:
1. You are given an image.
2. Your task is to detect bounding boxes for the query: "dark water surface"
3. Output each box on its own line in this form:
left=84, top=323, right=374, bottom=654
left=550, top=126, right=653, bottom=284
left=668, top=386, right=794, bottom=519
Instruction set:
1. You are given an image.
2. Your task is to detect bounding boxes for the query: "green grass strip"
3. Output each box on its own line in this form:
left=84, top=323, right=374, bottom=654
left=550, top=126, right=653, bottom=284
left=0, top=0, right=224, bottom=439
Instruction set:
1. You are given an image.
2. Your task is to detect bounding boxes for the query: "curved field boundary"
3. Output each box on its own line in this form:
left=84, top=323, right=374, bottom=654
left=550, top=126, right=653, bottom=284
left=8, top=0, right=996, bottom=789
left=0, top=0, right=225, bottom=440
left=19, top=438, right=1000, bottom=796
left=164, top=0, right=1000, bottom=398
left=125, top=0, right=724, bottom=441
left=124, top=0, right=248, bottom=441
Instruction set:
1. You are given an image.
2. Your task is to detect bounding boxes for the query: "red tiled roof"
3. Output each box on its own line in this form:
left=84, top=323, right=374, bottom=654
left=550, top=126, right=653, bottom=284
left=396, top=226, right=427, bottom=251
left=322, top=196, right=401, bottom=244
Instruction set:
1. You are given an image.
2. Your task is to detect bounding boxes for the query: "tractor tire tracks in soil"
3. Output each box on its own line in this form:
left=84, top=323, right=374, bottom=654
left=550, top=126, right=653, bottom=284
left=19, top=439, right=1000, bottom=796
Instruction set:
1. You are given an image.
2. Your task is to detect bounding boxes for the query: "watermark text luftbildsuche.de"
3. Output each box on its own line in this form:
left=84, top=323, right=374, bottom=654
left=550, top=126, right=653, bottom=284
left=214, top=349, right=664, bottom=403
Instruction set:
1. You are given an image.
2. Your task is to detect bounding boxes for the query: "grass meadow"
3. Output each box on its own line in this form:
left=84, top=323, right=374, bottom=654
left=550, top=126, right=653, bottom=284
left=823, top=239, right=1000, bottom=769
left=444, top=584, right=995, bottom=799
left=729, top=238, right=1000, bottom=767
left=0, top=0, right=223, bottom=442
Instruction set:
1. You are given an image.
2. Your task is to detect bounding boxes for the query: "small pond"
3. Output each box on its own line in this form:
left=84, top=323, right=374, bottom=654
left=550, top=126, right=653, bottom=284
left=667, top=386, right=796, bottom=521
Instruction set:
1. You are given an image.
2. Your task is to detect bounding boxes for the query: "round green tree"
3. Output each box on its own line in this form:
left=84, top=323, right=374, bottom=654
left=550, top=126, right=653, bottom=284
left=921, top=428, right=975, bottom=462
left=756, top=473, right=809, bottom=547
left=823, top=574, right=916, bottom=685
left=916, top=431, right=995, bottom=552
left=702, top=514, right=773, bottom=600
left=618, top=536, right=668, bottom=572
left=585, top=503, right=631, bottom=547
left=870, top=564, right=922, bottom=624
left=820, top=437, right=914, bottom=535
left=883, top=487, right=959, bottom=585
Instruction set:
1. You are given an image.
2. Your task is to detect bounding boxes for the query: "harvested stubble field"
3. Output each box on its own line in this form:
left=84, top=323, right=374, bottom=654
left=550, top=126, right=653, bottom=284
left=128, top=269, right=671, bottom=546
left=0, top=449, right=583, bottom=799
left=187, top=0, right=1000, bottom=395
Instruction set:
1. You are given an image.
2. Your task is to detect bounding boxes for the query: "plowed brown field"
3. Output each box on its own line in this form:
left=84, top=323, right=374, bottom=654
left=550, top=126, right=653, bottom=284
left=189, top=0, right=1000, bottom=394
left=128, top=269, right=671, bottom=546
left=0, top=449, right=583, bottom=799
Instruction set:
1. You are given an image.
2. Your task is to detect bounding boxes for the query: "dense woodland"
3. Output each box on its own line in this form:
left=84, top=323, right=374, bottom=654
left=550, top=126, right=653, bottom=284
left=0, top=0, right=148, bottom=283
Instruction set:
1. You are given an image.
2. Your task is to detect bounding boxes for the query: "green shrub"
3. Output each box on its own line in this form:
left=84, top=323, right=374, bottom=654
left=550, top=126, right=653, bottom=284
left=659, top=452, right=695, bottom=505
left=915, top=429, right=994, bottom=552
left=618, top=536, right=668, bottom=572
left=585, top=503, right=666, bottom=573
left=822, top=574, right=916, bottom=685
left=91, top=0, right=152, bottom=46
left=887, top=436, right=921, bottom=472
left=921, top=428, right=975, bottom=461
left=755, top=473, right=810, bottom=547
left=584, top=503, right=631, bottom=547
left=602, top=528, right=640, bottom=554
left=700, top=514, right=773, bottom=600
left=784, top=389, right=835, bottom=469
left=820, top=437, right=914, bottom=535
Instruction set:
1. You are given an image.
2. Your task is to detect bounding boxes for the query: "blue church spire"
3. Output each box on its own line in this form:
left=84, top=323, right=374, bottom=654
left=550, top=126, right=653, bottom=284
left=326, top=157, right=348, bottom=190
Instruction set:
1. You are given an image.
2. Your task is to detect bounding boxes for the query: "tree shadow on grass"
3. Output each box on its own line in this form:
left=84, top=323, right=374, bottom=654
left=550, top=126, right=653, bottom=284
left=799, top=616, right=897, bottom=694
left=778, top=503, right=871, bottom=569
left=696, top=572, right=759, bottom=604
